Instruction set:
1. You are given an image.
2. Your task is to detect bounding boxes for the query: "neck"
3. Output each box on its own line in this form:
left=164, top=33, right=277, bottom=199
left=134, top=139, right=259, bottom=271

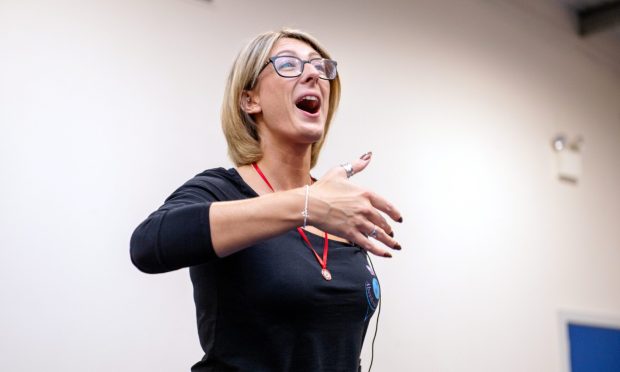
left=256, top=142, right=312, bottom=191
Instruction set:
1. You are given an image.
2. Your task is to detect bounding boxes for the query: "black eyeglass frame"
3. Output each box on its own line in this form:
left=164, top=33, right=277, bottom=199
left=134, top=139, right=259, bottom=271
left=259, top=55, right=338, bottom=81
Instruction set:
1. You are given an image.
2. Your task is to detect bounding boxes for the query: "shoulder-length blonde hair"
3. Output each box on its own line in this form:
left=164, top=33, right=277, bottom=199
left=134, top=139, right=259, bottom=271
left=221, top=28, right=341, bottom=169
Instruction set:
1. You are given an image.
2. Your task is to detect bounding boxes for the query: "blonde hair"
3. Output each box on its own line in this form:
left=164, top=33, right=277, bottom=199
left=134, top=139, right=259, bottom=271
left=221, top=28, right=341, bottom=168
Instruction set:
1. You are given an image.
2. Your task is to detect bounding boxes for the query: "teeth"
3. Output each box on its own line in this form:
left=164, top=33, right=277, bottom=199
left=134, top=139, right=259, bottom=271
left=295, top=95, right=321, bottom=114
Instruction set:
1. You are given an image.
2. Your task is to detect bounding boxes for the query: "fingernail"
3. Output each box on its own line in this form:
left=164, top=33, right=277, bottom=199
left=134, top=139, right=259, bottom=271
left=397, top=217, right=403, bottom=223
left=393, top=243, right=402, bottom=250
left=360, top=151, right=372, bottom=160
left=388, top=231, right=394, bottom=238
left=384, top=252, right=393, bottom=258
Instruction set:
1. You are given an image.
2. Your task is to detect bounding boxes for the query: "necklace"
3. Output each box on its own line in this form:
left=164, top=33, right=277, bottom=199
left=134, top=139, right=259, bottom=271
left=251, top=162, right=332, bottom=281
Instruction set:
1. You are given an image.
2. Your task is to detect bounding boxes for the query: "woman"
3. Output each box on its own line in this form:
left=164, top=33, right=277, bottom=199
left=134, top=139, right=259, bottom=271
left=130, top=28, right=403, bottom=372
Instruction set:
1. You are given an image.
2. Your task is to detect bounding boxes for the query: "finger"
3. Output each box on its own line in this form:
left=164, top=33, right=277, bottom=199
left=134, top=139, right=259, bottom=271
left=363, top=222, right=401, bottom=251
left=351, top=151, right=372, bottom=175
left=365, top=190, right=403, bottom=223
left=360, top=206, right=393, bottom=237
left=351, top=231, right=393, bottom=258
left=336, top=152, right=373, bottom=179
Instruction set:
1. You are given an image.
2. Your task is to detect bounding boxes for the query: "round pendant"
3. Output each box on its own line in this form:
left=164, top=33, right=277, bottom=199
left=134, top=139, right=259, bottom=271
left=321, top=268, right=332, bottom=281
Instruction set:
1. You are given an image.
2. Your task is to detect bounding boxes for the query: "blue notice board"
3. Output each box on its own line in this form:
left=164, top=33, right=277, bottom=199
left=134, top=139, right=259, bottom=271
left=568, top=322, right=620, bottom=372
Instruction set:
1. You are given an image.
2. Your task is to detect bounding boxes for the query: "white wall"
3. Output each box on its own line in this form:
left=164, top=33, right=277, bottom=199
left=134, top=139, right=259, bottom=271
left=1, top=0, right=619, bottom=371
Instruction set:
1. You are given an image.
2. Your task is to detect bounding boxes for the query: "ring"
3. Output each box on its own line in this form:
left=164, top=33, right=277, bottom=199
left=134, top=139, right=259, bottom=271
left=368, top=225, right=378, bottom=239
left=340, top=162, right=354, bottom=178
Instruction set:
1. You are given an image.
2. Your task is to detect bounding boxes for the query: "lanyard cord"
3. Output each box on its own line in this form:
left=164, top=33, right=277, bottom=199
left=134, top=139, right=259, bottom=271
left=251, top=163, right=329, bottom=274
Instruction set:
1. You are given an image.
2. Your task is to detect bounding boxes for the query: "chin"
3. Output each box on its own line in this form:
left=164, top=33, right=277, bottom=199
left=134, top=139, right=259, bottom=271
left=295, top=120, right=325, bottom=143
left=295, top=129, right=323, bottom=145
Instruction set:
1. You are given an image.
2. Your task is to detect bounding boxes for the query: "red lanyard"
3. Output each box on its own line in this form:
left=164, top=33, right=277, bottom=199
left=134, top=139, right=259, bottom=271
left=251, top=163, right=332, bottom=281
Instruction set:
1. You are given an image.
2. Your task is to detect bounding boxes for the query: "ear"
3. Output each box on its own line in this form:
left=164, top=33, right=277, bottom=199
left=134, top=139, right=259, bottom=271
left=240, top=90, right=261, bottom=114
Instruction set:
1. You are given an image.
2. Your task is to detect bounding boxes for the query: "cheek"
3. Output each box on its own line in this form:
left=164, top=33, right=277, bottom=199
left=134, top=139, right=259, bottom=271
left=322, top=86, right=331, bottom=113
left=324, top=92, right=330, bottom=108
left=259, top=81, right=293, bottom=113
left=259, top=91, right=288, bottom=118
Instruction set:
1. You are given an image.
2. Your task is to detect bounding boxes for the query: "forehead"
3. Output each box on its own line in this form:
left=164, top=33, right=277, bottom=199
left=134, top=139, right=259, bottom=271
left=269, top=38, right=322, bottom=58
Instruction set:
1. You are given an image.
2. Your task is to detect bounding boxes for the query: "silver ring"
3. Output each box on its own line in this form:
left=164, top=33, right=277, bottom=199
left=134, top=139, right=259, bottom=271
left=368, top=225, right=378, bottom=239
left=340, top=162, right=354, bottom=178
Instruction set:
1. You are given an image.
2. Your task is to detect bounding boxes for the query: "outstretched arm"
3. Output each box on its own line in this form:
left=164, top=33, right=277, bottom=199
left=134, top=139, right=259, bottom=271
left=130, top=155, right=403, bottom=273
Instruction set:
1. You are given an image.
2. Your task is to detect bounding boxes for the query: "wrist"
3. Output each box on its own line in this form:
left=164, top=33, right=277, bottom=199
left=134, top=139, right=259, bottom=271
left=284, top=187, right=308, bottom=227
left=306, top=186, right=329, bottom=227
left=301, top=185, right=309, bottom=228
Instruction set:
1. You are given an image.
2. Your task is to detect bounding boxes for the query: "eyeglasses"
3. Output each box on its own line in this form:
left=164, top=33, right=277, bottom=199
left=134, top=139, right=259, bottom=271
left=262, top=55, right=338, bottom=80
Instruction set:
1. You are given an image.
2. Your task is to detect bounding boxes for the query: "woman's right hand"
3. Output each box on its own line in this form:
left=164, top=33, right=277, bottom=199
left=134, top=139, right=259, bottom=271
left=308, top=152, right=403, bottom=258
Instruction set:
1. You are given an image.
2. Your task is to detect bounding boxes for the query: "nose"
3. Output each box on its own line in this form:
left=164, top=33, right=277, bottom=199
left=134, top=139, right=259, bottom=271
left=300, top=61, right=321, bottom=83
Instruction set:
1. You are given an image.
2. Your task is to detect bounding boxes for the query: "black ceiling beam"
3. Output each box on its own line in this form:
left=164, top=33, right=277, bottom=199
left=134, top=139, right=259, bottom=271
left=576, top=1, right=620, bottom=36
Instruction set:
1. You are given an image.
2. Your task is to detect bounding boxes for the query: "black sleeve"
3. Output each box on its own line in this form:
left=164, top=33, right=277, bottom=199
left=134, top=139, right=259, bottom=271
left=130, top=178, right=220, bottom=274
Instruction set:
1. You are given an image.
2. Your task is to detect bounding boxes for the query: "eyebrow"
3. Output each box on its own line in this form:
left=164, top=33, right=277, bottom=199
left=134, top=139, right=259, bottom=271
left=274, top=49, right=322, bottom=59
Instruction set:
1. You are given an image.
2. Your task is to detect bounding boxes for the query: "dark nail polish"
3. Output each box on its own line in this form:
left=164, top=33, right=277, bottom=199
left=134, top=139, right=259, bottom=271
left=384, top=252, right=392, bottom=258
left=397, top=217, right=403, bottom=223
left=388, top=231, right=394, bottom=238
left=360, top=151, right=372, bottom=160
left=394, top=243, right=402, bottom=250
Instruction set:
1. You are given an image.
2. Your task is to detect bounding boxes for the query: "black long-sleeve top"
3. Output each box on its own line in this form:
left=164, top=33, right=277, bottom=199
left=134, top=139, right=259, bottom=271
left=130, top=168, right=381, bottom=372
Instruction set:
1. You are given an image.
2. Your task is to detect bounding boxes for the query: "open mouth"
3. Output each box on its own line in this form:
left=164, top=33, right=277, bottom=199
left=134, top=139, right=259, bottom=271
left=295, top=95, right=321, bottom=115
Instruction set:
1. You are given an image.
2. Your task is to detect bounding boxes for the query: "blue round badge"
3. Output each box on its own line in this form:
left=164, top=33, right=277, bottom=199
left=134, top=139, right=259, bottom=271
left=372, top=278, right=380, bottom=299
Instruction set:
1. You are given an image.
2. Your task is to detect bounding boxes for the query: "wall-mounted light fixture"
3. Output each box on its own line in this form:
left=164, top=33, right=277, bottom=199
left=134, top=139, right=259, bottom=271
left=551, top=134, right=584, bottom=184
